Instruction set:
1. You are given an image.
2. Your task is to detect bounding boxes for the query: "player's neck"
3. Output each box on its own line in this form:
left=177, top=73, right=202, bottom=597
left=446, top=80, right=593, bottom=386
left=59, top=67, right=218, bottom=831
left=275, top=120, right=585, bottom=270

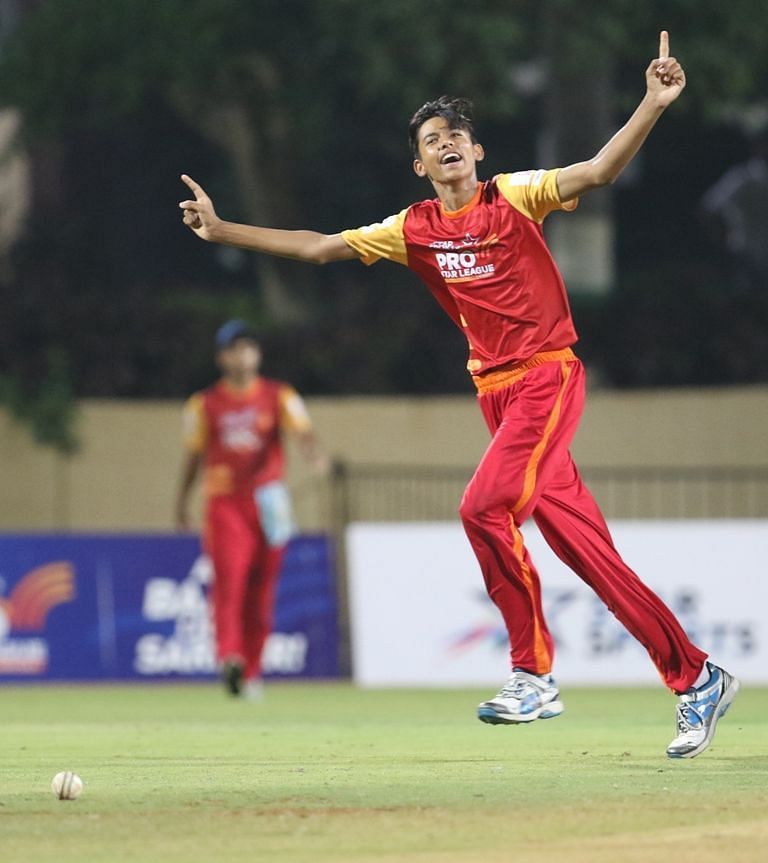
left=222, top=374, right=259, bottom=393
left=433, top=177, right=481, bottom=213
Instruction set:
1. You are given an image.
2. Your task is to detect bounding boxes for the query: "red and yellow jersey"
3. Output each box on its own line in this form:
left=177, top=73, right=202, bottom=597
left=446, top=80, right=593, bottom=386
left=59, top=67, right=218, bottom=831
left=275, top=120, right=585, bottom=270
left=183, top=377, right=312, bottom=498
left=341, top=169, right=579, bottom=375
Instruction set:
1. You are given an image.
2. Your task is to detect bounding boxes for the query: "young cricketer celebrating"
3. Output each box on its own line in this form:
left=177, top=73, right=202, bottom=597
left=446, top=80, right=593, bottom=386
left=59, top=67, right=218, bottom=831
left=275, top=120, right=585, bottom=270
left=179, top=33, right=739, bottom=756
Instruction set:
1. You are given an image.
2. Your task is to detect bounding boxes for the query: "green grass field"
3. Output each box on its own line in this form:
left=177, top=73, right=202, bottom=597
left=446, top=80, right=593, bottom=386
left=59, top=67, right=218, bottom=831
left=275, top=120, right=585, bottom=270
left=3, top=682, right=767, bottom=863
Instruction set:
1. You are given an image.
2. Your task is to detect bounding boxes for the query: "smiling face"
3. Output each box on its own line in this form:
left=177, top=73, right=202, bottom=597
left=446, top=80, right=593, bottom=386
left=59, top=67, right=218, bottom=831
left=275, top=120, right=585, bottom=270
left=413, top=117, right=484, bottom=186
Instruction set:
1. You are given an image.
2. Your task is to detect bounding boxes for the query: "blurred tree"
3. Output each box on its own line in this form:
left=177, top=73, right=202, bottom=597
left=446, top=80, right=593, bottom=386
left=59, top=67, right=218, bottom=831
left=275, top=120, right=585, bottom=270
left=0, top=0, right=528, bottom=311
left=0, top=0, right=767, bottom=451
left=0, top=0, right=530, bottom=447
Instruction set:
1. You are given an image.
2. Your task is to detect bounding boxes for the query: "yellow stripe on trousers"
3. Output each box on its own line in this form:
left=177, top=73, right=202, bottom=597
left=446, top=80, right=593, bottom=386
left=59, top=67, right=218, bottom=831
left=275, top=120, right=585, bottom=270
left=512, top=359, right=573, bottom=516
left=508, top=359, right=573, bottom=673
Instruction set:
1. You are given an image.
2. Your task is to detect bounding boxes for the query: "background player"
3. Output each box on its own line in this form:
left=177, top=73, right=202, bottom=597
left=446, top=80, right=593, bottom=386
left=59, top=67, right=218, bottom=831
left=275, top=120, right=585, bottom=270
left=178, top=33, right=739, bottom=756
left=176, top=319, right=327, bottom=699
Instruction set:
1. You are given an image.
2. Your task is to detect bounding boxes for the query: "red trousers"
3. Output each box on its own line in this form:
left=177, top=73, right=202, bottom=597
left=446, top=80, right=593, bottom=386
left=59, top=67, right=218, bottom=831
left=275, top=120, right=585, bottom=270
left=459, top=353, right=707, bottom=693
left=204, top=495, right=284, bottom=680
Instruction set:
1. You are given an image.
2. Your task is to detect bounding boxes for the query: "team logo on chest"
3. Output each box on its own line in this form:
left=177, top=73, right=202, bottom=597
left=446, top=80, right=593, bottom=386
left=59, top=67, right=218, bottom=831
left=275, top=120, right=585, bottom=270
left=430, top=233, right=499, bottom=283
left=219, top=407, right=264, bottom=452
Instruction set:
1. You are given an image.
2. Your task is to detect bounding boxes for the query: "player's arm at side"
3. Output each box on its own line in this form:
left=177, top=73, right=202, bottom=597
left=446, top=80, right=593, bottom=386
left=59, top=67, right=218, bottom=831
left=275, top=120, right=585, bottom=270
left=179, top=174, right=357, bottom=265
left=295, top=429, right=330, bottom=473
left=175, top=451, right=203, bottom=532
left=279, top=385, right=330, bottom=473
left=556, top=30, right=685, bottom=203
left=175, top=394, right=207, bottom=531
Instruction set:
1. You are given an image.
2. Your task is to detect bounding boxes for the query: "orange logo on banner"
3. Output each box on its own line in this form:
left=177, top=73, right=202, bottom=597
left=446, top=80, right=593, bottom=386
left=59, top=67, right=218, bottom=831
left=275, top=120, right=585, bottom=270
left=0, top=562, right=75, bottom=633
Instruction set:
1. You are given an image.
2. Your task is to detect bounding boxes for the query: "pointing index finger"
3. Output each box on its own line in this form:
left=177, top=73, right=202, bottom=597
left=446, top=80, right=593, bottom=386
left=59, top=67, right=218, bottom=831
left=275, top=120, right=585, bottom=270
left=181, top=173, right=205, bottom=199
left=659, top=30, right=669, bottom=60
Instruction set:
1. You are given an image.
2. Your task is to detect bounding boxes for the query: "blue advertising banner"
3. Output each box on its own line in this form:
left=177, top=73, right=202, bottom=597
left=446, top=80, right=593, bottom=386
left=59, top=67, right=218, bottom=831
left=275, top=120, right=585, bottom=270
left=0, top=534, right=339, bottom=681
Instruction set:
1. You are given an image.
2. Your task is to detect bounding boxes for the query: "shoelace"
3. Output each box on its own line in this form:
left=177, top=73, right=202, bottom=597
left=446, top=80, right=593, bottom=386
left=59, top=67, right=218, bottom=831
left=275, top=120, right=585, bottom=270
left=675, top=699, right=704, bottom=734
left=498, top=680, right=527, bottom=698
left=497, top=673, right=547, bottom=699
left=675, top=683, right=721, bottom=734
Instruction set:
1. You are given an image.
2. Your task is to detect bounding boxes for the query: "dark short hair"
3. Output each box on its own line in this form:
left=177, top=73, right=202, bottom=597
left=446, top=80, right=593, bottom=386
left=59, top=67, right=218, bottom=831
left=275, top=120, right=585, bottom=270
left=408, top=95, right=478, bottom=158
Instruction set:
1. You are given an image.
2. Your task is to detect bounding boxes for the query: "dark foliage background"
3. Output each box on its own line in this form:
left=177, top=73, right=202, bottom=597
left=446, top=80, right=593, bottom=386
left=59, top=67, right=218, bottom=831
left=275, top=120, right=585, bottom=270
left=1, top=0, right=767, bottom=448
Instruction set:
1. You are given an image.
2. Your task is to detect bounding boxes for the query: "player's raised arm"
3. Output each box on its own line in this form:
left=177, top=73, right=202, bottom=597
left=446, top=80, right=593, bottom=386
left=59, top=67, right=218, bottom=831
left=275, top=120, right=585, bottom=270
left=556, top=31, right=686, bottom=202
left=179, top=174, right=357, bottom=265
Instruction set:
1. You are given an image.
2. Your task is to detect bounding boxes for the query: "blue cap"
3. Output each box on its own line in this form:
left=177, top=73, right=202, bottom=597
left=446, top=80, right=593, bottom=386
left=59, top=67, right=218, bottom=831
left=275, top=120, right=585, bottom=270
left=214, top=319, right=258, bottom=350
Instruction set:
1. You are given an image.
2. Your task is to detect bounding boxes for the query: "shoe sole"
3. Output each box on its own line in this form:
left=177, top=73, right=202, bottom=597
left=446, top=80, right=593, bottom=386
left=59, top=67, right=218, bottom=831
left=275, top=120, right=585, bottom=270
left=666, top=677, right=740, bottom=759
left=478, top=699, right=564, bottom=725
left=222, top=662, right=244, bottom=696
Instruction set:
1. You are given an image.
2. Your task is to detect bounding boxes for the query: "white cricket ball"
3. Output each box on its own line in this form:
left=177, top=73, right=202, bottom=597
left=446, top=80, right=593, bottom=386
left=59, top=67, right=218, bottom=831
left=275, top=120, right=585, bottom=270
left=51, top=771, right=84, bottom=800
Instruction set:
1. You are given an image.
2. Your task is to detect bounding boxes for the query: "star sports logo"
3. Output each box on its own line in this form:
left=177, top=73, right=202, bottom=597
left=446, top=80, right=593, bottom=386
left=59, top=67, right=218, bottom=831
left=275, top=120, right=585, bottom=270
left=429, top=233, right=483, bottom=251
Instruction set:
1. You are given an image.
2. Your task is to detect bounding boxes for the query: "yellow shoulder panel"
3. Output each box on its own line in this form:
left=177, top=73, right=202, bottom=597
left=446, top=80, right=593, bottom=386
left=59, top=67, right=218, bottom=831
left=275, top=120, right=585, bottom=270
left=341, top=208, right=409, bottom=266
left=496, top=169, right=578, bottom=223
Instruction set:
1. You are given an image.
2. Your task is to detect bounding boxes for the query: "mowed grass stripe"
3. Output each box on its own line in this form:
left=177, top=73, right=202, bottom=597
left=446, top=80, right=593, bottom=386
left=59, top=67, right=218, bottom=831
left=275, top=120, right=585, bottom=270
left=2, top=683, right=766, bottom=863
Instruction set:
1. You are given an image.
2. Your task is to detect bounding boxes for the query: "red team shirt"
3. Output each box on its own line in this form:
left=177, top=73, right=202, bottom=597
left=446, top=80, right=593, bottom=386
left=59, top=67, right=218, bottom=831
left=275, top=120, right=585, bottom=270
left=341, top=169, right=578, bottom=375
left=183, top=378, right=312, bottom=498
left=342, top=168, right=715, bottom=697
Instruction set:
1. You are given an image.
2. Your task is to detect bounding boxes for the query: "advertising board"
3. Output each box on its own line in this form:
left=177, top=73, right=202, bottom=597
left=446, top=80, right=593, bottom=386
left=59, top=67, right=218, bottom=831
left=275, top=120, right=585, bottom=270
left=0, top=534, right=338, bottom=680
left=347, top=521, right=766, bottom=686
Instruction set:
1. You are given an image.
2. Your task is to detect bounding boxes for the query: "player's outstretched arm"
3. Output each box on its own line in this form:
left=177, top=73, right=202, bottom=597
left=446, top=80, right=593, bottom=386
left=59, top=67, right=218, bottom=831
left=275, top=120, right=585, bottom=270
left=557, top=31, right=685, bottom=202
left=179, top=174, right=357, bottom=265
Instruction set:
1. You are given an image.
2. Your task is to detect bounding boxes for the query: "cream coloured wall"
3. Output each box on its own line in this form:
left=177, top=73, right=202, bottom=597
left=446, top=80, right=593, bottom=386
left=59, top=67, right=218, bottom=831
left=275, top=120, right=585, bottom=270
left=575, top=386, right=768, bottom=468
left=0, top=412, right=63, bottom=528
left=1, top=385, right=767, bottom=532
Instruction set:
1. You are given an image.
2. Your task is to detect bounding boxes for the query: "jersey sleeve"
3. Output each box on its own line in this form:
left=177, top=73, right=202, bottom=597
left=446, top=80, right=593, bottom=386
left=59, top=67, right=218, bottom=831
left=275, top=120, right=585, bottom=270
left=340, top=208, right=409, bottom=266
left=182, top=393, right=208, bottom=454
left=278, top=385, right=313, bottom=434
left=496, top=169, right=578, bottom=223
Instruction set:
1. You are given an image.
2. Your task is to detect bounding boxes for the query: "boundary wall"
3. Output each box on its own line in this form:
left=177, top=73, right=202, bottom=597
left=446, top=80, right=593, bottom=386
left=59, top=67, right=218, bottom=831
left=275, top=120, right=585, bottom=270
left=1, top=386, right=767, bottom=531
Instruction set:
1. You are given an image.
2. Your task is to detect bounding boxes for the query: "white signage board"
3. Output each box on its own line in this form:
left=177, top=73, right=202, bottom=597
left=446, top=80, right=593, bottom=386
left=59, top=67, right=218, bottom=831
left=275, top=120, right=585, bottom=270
left=347, top=521, right=767, bottom=686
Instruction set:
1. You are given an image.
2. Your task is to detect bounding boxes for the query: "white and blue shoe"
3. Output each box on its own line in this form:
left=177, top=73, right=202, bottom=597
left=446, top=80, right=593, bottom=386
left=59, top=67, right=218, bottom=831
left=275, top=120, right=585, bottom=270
left=478, top=669, right=564, bottom=725
left=666, top=662, right=740, bottom=759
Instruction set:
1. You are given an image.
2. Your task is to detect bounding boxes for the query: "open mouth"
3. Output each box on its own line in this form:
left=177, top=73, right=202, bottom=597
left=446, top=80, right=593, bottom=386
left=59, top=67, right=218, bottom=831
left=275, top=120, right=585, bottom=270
left=440, top=152, right=462, bottom=165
